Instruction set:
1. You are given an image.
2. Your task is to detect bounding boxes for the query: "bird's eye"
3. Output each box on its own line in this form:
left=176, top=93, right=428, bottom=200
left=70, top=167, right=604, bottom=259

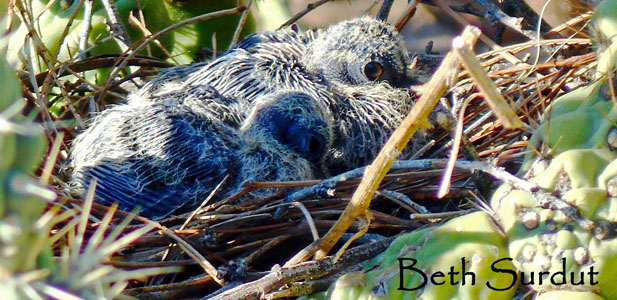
left=364, top=61, right=383, bottom=81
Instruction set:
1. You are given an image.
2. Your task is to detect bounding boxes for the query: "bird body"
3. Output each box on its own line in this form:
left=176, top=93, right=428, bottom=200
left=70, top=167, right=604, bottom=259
left=70, top=17, right=420, bottom=218
left=136, top=17, right=418, bottom=173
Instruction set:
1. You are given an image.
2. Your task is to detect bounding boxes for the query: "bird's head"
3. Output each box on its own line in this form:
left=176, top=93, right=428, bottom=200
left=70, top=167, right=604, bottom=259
left=301, top=17, right=422, bottom=174
left=302, top=17, right=418, bottom=89
left=241, top=91, right=333, bottom=168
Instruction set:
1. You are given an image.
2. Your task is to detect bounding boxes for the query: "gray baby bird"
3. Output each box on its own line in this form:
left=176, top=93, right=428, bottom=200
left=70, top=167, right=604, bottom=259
left=70, top=17, right=419, bottom=218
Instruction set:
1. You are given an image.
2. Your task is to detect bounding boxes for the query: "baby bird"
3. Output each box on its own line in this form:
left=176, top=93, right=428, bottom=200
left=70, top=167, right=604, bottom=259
left=70, top=17, right=419, bottom=218
left=136, top=16, right=419, bottom=174
left=71, top=88, right=332, bottom=218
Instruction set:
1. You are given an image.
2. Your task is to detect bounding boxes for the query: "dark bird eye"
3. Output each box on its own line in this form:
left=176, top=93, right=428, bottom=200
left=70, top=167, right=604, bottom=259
left=364, top=61, right=383, bottom=81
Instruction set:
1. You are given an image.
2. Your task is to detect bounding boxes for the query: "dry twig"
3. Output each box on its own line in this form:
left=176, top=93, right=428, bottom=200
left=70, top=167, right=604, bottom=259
left=285, top=26, right=481, bottom=266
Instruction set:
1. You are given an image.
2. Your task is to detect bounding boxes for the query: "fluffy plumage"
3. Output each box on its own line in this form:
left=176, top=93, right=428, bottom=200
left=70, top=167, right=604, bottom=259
left=71, top=88, right=331, bottom=218
left=136, top=17, right=419, bottom=173
left=70, top=17, right=420, bottom=218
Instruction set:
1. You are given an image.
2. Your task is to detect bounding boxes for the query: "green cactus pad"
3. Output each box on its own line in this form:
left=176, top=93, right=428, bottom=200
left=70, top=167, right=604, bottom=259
left=322, top=212, right=516, bottom=300
left=492, top=148, right=617, bottom=297
left=0, top=134, right=16, bottom=175
left=489, top=4, right=617, bottom=296
left=594, top=0, right=617, bottom=43
left=593, top=0, right=617, bottom=76
left=536, top=290, right=606, bottom=300
left=12, top=134, right=48, bottom=174
left=0, top=57, right=22, bottom=112
left=524, top=3, right=617, bottom=171
left=524, top=83, right=617, bottom=173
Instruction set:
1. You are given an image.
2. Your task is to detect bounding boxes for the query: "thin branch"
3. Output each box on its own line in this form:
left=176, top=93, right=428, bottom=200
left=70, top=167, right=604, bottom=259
left=473, top=0, right=541, bottom=41
left=229, top=0, right=253, bottom=50
left=135, top=216, right=225, bottom=286
left=160, top=176, right=229, bottom=262
left=453, top=34, right=524, bottom=129
left=77, top=0, right=93, bottom=60
left=434, top=0, right=522, bottom=66
left=292, top=202, right=319, bottom=241
left=20, top=55, right=172, bottom=91
left=361, top=0, right=381, bottom=15
left=376, top=189, right=429, bottom=214
left=100, top=0, right=132, bottom=53
left=206, top=236, right=396, bottom=300
left=453, top=161, right=590, bottom=229
left=420, top=0, right=550, bottom=41
left=286, top=159, right=459, bottom=203
left=376, top=0, right=394, bottom=21
left=394, top=0, right=419, bottom=31
left=100, top=6, right=247, bottom=104
left=278, top=0, right=333, bottom=29
left=437, top=96, right=469, bottom=198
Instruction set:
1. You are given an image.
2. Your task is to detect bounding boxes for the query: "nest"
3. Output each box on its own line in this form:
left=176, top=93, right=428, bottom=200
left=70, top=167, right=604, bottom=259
left=8, top=0, right=599, bottom=299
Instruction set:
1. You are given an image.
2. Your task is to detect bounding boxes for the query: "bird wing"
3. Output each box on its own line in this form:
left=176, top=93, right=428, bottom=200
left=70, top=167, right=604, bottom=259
left=73, top=101, right=241, bottom=219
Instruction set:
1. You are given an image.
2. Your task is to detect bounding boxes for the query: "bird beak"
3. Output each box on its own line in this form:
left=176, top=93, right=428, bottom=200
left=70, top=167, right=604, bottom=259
left=391, top=66, right=422, bottom=89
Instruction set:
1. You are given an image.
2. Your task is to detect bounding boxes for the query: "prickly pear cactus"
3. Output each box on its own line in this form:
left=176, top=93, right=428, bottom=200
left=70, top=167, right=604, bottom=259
left=522, top=0, right=617, bottom=169
left=523, top=82, right=616, bottom=170
left=316, top=212, right=516, bottom=300
left=521, top=0, right=617, bottom=172
left=491, top=148, right=616, bottom=297
left=490, top=0, right=617, bottom=297
left=536, top=290, right=607, bottom=300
